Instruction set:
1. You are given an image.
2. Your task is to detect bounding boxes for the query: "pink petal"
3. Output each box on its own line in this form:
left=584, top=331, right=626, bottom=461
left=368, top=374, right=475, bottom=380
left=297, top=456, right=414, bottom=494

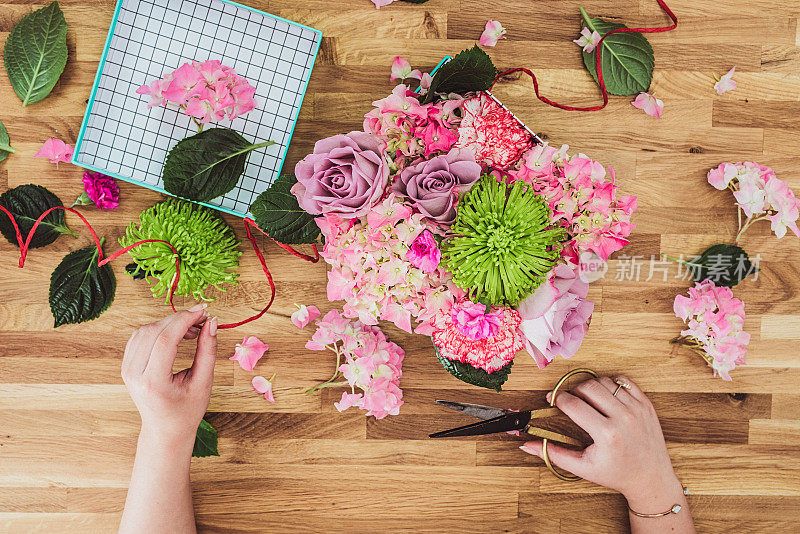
left=631, top=92, right=663, bottom=118
left=34, top=138, right=74, bottom=164
left=230, top=336, right=269, bottom=371
left=334, top=392, right=362, bottom=412
left=390, top=56, right=410, bottom=82
left=479, top=19, right=506, bottom=48
left=371, top=0, right=395, bottom=7
left=252, top=375, right=270, bottom=394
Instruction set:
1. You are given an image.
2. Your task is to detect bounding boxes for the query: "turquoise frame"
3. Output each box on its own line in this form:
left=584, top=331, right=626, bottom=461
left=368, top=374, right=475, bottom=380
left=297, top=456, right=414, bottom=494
left=71, top=0, right=323, bottom=219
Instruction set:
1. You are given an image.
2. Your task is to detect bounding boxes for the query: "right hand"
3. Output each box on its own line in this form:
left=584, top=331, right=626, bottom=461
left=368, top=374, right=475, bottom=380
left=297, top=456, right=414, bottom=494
left=121, top=305, right=218, bottom=449
left=521, top=376, right=683, bottom=508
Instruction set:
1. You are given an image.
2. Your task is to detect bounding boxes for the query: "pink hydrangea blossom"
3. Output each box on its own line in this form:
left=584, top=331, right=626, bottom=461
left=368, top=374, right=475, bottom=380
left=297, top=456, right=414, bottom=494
left=34, top=138, right=73, bottom=166
left=390, top=56, right=422, bottom=82
left=136, top=60, right=257, bottom=125
left=252, top=374, right=276, bottom=402
left=433, top=307, right=522, bottom=373
left=673, top=280, right=749, bottom=380
left=517, top=263, right=594, bottom=369
left=230, top=336, right=269, bottom=371
left=450, top=299, right=503, bottom=340
left=305, top=309, right=404, bottom=419
left=714, top=67, right=737, bottom=95
left=291, top=304, right=321, bottom=329
left=573, top=27, right=602, bottom=53
left=406, top=230, right=441, bottom=273
left=707, top=161, right=800, bottom=240
left=479, top=20, right=507, bottom=47
left=631, top=92, right=664, bottom=118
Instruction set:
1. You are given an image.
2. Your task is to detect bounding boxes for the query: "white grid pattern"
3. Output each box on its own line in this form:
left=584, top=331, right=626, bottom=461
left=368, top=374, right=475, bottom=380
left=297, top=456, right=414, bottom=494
left=74, top=0, right=321, bottom=216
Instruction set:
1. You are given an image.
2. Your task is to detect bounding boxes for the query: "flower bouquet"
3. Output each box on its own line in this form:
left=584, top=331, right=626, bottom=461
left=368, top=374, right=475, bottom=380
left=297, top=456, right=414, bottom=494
left=250, top=47, right=637, bottom=393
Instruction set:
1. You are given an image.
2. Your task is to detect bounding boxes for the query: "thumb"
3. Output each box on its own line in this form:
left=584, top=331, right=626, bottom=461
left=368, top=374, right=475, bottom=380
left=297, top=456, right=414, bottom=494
left=520, top=440, right=587, bottom=479
left=190, top=316, right=217, bottom=388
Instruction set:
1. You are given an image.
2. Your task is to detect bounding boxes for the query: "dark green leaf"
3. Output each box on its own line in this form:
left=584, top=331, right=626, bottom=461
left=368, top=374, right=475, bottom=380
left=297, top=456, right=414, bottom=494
left=3, top=1, right=68, bottom=106
left=0, top=184, right=73, bottom=248
left=125, top=262, right=161, bottom=281
left=163, top=127, right=274, bottom=202
left=0, top=120, right=15, bottom=162
left=249, top=174, right=320, bottom=244
left=49, top=242, right=116, bottom=327
left=434, top=343, right=513, bottom=392
left=421, top=45, right=497, bottom=104
left=193, top=419, right=219, bottom=458
left=580, top=13, right=654, bottom=96
left=685, top=243, right=756, bottom=288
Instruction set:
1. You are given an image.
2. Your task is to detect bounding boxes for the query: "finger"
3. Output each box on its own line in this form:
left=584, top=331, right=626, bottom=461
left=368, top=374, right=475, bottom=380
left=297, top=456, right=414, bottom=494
left=520, top=441, right=588, bottom=479
left=553, top=391, right=607, bottom=439
left=572, top=378, right=625, bottom=417
left=184, top=325, right=201, bottom=340
left=598, top=376, right=634, bottom=406
left=187, top=317, right=218, bottom=389
left=614, top=375, right=647, bottom=403
left=122, top=325, right=157, bottom=378
left=145, top=307, right=209, bottom=378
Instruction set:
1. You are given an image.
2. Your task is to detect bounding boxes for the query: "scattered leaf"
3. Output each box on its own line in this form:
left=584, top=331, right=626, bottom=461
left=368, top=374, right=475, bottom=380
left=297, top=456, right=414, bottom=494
left=163, top=127, right=274, bottom=202
left=49, top=241, right=116, bottom=327
left=0, top=184, right=74, bottom=249
left=686, top=243, right=756, bottom=288
left=249, top=174, right=321, bottom=244
left=0, top=120, right=15, bottom=162
left=3, top=1, right=69, bottom=106
left=434, top=343, right=513, bottom=392
left=421, top=45, right=497, bottom=104
left=580, top=10, right=654, bottom=96
left=193, top=419, right=219, bottom=457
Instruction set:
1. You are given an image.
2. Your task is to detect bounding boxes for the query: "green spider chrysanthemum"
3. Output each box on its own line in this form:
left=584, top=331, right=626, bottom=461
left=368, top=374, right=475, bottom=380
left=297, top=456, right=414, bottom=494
left=441, top=175, right=564, bottom=306
left=120, top=198, right=241, bottom=303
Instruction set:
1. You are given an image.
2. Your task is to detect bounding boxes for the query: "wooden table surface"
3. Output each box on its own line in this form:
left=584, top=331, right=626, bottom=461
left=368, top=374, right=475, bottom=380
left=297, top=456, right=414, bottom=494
left=2, top=0, right=800, bottom=532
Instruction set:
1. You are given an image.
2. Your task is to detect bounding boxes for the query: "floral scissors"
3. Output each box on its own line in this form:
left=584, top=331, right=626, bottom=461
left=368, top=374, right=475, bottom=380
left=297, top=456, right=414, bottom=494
left=429, top=368, right=599, bottom=481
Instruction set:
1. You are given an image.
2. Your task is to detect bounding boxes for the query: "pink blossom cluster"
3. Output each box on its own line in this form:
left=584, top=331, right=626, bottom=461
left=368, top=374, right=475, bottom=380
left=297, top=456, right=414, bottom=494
left=510, top=143, right=638, bottom=262
left=673, top=280, right=749, bottom=380
left=363, top=84, right=463, bottom=170
left=306, top=309, right=404, bottom=419
left=708, top=162, right=800, bottom=239
left=136, top=61, right=257, bottom=124
left=317, top=195, right=463, bottom=334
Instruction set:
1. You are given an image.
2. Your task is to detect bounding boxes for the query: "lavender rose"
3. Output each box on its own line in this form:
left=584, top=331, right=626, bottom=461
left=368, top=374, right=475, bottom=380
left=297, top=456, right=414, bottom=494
left=392, top=147, right=481, bottom=226
left=292, top=131, right=389, bottom=218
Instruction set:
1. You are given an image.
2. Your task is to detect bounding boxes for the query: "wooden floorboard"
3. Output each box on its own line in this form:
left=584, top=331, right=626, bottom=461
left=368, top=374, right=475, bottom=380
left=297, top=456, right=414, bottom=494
left=2, top=0, right=800, bottom=532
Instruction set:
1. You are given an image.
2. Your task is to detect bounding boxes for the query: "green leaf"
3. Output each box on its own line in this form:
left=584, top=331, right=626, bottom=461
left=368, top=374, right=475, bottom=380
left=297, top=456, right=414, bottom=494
left=580, top=10, right=654, bottom=96
left=685, top=244, right=756, bottom=288
left=434, top=343, right=513, bottom=392
left=249, top=174, right=321, bottom=244
left=0, top=120, right=15, bottom=162
left=0, top=184, right=74, bottom=249
left=193, top=419, right=219, bottom=458
left=421, top=45, right=497, bottom=104
left=163, top=127, right=274, bottom=203
left=3, top=2, right=68, bottom=106
left=49, top=241, right=116, bottom=327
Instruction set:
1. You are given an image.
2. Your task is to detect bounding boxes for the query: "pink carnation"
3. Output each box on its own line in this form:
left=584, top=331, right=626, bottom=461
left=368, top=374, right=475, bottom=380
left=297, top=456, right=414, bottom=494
left=456, top=93, right=533, bottom=169
left=406, top=230, right=441, bottom=273
left=433, top=307, right=522, bottom=373
left=450, top=300, right=502, bottom=340
left=82, top=172, right=120, bottom=210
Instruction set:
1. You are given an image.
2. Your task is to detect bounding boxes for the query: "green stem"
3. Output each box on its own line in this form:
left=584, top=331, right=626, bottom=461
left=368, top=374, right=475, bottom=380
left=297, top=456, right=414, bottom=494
left=304, top=380, right=349, bottom=395
left=662, top=254, right=702, bottom=267
left=579, top=7, right=594, bottom=29
left=57, top=224, right=80, bottom=238
left=0, top=143, right=15, bottom=153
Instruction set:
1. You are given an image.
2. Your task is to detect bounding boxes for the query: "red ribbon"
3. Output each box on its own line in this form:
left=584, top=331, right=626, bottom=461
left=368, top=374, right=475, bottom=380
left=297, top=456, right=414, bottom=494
left=0, top=204, right=319, bottom=330
left=490, top=0, right=678, bottom=112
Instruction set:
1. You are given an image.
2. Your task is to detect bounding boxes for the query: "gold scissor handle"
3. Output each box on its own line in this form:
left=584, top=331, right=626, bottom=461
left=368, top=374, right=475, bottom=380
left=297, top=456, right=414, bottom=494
left=524, top=426, right=583, bottom=447
left=541, top=368, right=599, bottom=482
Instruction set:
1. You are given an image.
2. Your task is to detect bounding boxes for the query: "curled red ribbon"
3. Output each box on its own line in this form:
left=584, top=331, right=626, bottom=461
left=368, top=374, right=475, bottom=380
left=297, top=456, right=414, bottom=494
left=0, top=203, right=319, bottom=329
left=491, top=0, right=678, bottom=112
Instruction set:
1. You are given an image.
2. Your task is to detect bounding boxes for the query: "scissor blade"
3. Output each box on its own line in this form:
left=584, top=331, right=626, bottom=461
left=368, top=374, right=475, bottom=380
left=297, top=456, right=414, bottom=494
left=434, top=400, right=509, bottom=420
left=429, top=411, right=533, bottom=438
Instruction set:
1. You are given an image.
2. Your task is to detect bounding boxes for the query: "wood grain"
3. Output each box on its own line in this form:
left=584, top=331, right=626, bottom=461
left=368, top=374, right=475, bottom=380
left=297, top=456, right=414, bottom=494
left=1, top=0, right=800, bottom=532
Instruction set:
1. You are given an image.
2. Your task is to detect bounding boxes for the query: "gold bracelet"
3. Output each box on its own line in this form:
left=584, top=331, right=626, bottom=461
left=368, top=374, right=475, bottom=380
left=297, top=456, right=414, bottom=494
left=628, top=504, right=682, bottom=518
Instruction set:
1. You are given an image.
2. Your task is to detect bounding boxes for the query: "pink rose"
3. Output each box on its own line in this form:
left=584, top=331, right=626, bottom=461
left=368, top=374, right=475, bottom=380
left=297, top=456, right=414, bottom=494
left=81, top=171, right=120, bottom=210
left=405, top=230, right=441, bottom=273
left=293, top=131, right=389, bottom=219
left=517, top=263, right=594, bottom=369
left=451, top=299, right=503, bottom=341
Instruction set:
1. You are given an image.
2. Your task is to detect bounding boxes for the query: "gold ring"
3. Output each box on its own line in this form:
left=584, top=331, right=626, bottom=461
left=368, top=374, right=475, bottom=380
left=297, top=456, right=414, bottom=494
left=613, top=378, right=632, bottom=390
left=613, top=384, right=623, bottom=397
left=542, top=368, right=598, bottom=482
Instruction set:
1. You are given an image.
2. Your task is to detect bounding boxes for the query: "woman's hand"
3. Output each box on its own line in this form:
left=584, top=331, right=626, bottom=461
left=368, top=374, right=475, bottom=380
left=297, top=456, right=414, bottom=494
left=121, top=304, right=218, bottom=450
left=521, top=376, right=693, bottom=531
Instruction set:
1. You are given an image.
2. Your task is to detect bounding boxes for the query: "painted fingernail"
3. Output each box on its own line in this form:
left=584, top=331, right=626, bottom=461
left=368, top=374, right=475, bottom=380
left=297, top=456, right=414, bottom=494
left=546, top=391, right=553, bottom=402
left=189, top=303, right=207, bottom=312
left=209, top=316, right=218, bottom=336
